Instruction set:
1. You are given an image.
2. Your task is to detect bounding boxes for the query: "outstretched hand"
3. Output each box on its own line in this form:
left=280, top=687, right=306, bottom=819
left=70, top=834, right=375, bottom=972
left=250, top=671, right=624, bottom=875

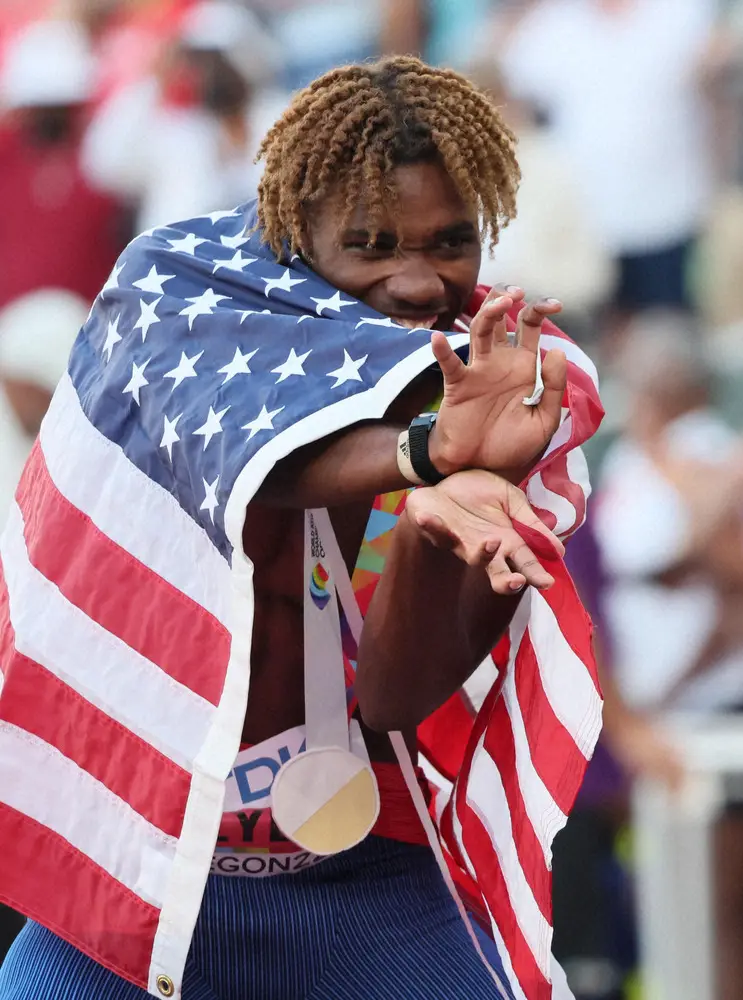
left=404, top=469, right=564, bottom=595
left=429, top=287, right=568, bottom=479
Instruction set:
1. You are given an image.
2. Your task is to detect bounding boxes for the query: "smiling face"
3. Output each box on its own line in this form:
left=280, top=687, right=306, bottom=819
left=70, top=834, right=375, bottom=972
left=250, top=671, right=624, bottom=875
left=305, top=161, right=482, bottom=332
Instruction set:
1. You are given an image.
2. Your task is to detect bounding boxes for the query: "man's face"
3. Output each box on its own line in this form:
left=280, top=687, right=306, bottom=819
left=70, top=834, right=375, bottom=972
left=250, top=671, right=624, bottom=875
left=306, top=161, right=482, bottom=331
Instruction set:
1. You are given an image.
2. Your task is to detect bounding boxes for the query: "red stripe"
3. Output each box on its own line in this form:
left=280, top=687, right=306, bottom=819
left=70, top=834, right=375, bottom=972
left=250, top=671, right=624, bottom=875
left=481, top=697, right=551, bottom=920
left=0, top=803, right=157, bottom=990
left=459, top=800, right=551, bottom=1000
left=16, top=442, right=229, bottom=706
left=514, top=635, right=590, bottom=816
left=541, top=452, right=587, bottom=534
left=0, top=564, right=190, bottom=837
left=538, top=562, right=600, bottom=692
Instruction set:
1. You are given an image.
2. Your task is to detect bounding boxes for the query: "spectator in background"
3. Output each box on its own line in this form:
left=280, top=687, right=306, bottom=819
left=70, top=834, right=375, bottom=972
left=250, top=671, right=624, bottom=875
left=0, top=18, right=125, bottom=309
left=595, top=312, right=743, bottom=714
left=0, top=289, right=86, bottom=523
left=249, top=0, right=380, bottom=92
left=81, top=0, right=285, bottom=234
left=468, top=59, right=614, bottom=338
left=495, top=0, right=720, bottom=319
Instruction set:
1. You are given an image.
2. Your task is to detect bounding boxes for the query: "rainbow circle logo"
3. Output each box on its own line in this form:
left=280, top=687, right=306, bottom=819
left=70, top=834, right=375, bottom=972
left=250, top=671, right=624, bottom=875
left=309, top=562, right=331, bottom=609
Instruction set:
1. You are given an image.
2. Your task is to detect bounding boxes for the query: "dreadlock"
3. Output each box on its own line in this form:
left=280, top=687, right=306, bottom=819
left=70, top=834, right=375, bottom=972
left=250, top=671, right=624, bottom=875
left=255, top=55, right=520, bottom=260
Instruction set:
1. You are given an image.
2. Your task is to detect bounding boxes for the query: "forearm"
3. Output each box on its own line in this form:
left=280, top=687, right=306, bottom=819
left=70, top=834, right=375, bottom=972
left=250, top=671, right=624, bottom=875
left=256, top=422, right=412, bottom=508
left=356, top=511, right=520, bottom=732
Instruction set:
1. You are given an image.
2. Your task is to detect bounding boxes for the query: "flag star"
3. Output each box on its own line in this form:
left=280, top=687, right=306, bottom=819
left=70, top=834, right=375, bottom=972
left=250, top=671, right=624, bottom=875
left=206, top=209, right=238, bottom=223
left=355, top=316, right=400, bottom=329
left=133, top=265, right=175, bottom=295
left=122, top=359, right=150, bottom=405
left=160, top=413, right=182, bottom=460
left=311, top=290, right=355, bottom=316
left=193, top=405, right=230, bottom=450
left=102, top=263, right=124, bottom=295
left=218, top=346, right=258, bottom=382
left=220, top=232, right=249, bottom=249
left=167, top=233, right=206, bottom=255
left=102, top=314, right=122, bottom=362
left=179, top=287, right=230, bottom=329
left=212, top=250, right=257, bottom=273
left=240, top=308, right=271, bottom=323
left=134, top=296, right=162, bottom=342
left=200, top=475, right=220, bottom=523
left=262, top=269, right=307, bottom=298
left=164, top=350, right=204, bottom=389
left=327, top=349, right=368, bottom=388
left=271, top=348, right=312, bottom=383
left=242, top=404, right=284, bottom=441
left=297, top=315, right=312, bottom=324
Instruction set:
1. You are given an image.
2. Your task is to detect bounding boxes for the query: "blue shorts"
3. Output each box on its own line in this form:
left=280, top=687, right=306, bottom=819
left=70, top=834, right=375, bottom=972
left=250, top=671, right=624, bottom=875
left=0, top=837, right=513, bottom=999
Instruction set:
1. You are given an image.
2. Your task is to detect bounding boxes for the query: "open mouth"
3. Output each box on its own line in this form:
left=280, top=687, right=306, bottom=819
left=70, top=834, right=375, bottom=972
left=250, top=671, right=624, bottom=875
left=392, top=316, right=439, bottom=331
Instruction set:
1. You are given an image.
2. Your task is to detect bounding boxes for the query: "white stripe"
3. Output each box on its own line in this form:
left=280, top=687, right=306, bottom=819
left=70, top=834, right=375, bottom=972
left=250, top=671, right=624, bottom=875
left=41, top=374, right=232, bottom=627
left=566, top=445, right=591, bottom=503
left=1, top=504, right=213, bottom=770
left=502, top=597, right=567, bottom=864
left=526, top=470, right=578, bottom=538
left=543, top=410, right=572, bottom=460
left=450, top=807, right=528, bottom=1000
left=0, top=721, right=176, bottom=906
left=540, top=333, right=599, bottom=390
left=467, top=734, right=552, bottom=979
left=529, top=592, right=603, bottom=757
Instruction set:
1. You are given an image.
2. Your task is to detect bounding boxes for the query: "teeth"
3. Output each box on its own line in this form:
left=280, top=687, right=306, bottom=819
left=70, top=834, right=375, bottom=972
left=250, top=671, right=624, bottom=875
left=393, top=317, right=437, bottom=330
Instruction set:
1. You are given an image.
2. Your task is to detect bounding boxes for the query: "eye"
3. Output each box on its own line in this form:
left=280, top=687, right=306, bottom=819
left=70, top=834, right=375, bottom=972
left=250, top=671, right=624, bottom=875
left=345, top=237, right=397, bottom=257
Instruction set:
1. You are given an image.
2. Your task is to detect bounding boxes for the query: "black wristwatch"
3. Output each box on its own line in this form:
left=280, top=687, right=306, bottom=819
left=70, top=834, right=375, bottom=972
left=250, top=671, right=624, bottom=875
left=407, top=413, right=446, bottom=486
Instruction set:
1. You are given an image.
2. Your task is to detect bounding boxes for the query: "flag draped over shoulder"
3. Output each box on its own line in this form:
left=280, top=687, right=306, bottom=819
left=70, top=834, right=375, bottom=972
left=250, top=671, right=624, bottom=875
left=0, top=199, right=603, bottom=1000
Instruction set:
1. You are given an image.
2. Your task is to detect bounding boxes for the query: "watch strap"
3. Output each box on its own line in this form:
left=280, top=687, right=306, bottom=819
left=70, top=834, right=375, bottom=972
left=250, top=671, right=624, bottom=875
left=407, top=413, right=446, bottom=486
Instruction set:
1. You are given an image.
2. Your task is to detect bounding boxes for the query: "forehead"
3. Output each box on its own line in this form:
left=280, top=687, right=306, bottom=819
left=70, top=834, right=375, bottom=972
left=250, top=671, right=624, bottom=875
left=339, top=161, right=477, bottom=239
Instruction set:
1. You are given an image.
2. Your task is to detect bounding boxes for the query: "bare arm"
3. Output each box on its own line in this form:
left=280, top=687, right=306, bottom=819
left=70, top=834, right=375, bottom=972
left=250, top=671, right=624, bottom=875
left=355, top=470, right=563, bottom=732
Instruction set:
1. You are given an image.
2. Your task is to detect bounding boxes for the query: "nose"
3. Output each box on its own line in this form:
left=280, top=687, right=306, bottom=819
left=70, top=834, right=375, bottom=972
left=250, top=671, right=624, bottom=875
left=384, top=255, right=447, bottom=311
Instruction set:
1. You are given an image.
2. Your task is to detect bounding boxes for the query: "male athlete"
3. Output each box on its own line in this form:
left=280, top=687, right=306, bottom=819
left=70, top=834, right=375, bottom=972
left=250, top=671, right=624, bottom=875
left=0, top=57, right=600, bottom=1000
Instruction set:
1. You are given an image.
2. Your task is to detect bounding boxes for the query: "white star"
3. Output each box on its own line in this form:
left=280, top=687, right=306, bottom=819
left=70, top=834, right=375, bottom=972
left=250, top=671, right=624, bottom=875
left=133, top=265, right=175, bottom=295
left=179, top=288, right=230, bottom=329
left=193, top=405, right=230, bottom=450
left=271, top=348, right=311, bottom=384
left=123, top=359, right=150, bottom=405
left=355, top=316, right=400, bottom=329
left=134, top=296, right=162, bottom=342
left=212, top=250, right=257, bottom=273
left=262, top=269, right=307, bottom=298
left=160, top=413, right=182, bottom=460
left=167, top=233, right=206, bottom=255
left=206, top=209, right=238, bottom=223
left=327, top=349, right=368, bottom=388
left=242, top=404, right=284, bottom=441
left=311, top=290, right=355, bottom=316
left=102, top=263, right=124, bottom=295
left=221, top=232, right=249, bottom=249
left=200, top=475, right=220, bottom=523
left=218, top=346, right=258, bottom=383
left=102, top=314, right=122, bottom=362
left=297, top=315, right=312, bottom=324
left=240, top=308, right=271, bottom=323
left=163, top=350, right=203, bottom=389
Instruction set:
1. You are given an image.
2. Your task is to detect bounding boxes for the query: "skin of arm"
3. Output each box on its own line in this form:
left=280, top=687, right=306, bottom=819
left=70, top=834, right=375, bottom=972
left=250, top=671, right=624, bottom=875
left=355, top=508, right=520, bottom=731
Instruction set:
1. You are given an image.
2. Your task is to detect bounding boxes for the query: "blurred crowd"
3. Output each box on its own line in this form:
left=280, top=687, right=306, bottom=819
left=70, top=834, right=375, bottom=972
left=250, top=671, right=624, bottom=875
left=3, top=1, right=743, bottom=999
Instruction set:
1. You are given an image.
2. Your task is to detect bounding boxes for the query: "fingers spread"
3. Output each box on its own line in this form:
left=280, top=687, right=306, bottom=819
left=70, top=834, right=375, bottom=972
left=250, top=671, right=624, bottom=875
left=516, top=298, right=563, bottom=352
left=485, top=554, right=526, bottom=595
left=469, top=294, right=512, bottom=360
left=431, top=331, right=465, bottom=385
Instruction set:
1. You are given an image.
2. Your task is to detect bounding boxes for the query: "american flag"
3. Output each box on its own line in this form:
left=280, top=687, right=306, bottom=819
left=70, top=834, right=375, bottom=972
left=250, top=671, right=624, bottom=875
left=0, top=201, right=603, bottom=999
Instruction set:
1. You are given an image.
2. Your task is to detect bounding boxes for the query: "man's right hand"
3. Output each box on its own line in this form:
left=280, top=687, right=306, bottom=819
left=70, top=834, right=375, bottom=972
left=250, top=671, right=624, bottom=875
left=429, top=289, right=568, bottom=480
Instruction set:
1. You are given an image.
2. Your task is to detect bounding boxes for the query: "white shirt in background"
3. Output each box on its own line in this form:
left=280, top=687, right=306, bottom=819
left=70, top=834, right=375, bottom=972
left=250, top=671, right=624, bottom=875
left=501, top=0, right=716, bottom=254
left=595, top=409, right=743, bottom=712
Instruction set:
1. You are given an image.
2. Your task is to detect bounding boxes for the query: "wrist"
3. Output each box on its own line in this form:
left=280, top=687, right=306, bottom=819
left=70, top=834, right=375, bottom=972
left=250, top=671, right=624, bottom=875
left=427, top=421, right=463, bottom=478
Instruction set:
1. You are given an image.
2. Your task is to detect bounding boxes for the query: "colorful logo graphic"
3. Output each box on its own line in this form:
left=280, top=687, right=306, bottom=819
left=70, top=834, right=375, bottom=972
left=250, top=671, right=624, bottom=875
left=309, top=562, right=331, bottom=609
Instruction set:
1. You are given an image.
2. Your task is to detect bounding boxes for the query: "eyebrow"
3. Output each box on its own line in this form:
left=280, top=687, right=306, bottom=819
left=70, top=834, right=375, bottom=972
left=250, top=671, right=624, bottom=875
left=341, top=221, right=478, bottom=244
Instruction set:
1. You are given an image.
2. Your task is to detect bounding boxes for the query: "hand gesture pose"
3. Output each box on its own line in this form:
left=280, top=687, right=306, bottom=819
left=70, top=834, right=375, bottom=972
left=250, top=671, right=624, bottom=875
left=430, top=287, right=568, bottom=479
left=405, top=468, right=565, bottom=594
